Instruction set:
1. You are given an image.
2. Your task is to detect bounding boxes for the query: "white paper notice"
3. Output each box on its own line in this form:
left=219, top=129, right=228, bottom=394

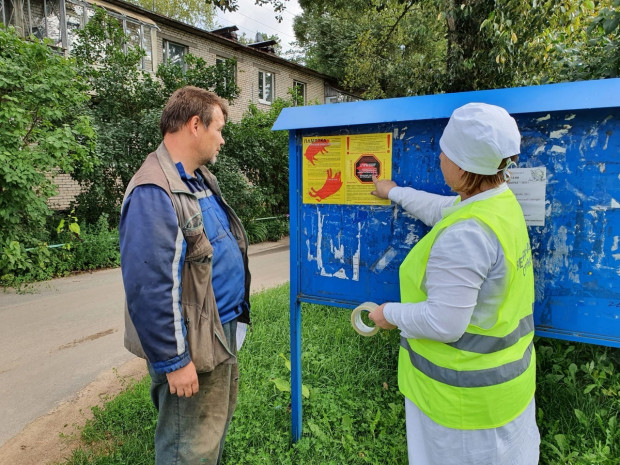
left=508, top=167, right=547, bottom=227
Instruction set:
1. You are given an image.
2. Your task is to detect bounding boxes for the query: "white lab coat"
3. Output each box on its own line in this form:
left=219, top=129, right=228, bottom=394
left=384, top=184, right=540, bottom=465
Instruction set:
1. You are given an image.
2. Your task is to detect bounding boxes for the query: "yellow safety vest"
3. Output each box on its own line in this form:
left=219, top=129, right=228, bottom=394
left=398, top=189, right=536, bottom=429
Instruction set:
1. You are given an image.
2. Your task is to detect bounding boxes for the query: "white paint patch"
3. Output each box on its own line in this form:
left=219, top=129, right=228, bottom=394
left=545, top=225, right=569, bottom=279
left=393, top=128, right=399, bottom=139
left=351, top=222, right=362, bottom=281
left=612, top=198, right=620, bottom=209
left=565, top=183, right=587, bottom=201
left=333, top=268, right=348, bottom=279
left=315, top=209, right=326, bottom=273
left=537, top=114, right=551, bottom=122
left=534, top=144, right=546, bottom=155
left=568, top=264, right=580, bottom=284
left=599, top=163, right=606, bottom=173
left=550, top=129, right=569, bottom=139
left=399, top=127, right=408, bottom=140
left=613, top=254, right=620, bottom=261
left=603, top=132, right=610, bottom=150
left=404, top=231, right=420, bottom=246
left=612, top=236, right=619, bottom=252
left=331, top=239, right=344, bottom=262
left=550, top=145, right=566, bottom=154
left=374, top=247, right=398, bottom=273
left=565, top=114, right=576, bottom=120
left=306, top=239, right=316, bottom=261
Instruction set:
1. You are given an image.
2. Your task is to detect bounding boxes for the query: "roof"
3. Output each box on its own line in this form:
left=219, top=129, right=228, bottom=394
left=99, top=0, right=341, bottom=85
left=272, top=78, right=620, bottom=131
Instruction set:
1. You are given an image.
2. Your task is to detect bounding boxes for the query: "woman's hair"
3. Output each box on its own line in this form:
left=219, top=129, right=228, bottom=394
left=159, top=86, right=228, bottom=136
left=453, top=155, right=519, bottom=196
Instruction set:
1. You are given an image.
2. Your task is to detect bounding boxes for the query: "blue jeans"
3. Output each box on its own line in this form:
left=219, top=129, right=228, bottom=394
left=148, top=319, right=238, bottom=465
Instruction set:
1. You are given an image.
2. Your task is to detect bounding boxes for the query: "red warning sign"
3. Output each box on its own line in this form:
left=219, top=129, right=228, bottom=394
left=354, top=155, right=381, bottom=183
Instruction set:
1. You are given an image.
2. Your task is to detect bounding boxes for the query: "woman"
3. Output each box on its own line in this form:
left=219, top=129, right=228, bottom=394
left=369, top=102, right=540, bottom=465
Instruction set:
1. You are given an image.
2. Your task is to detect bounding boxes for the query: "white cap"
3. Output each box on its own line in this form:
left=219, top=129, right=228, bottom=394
left=439, top=102, right=521, bottom=175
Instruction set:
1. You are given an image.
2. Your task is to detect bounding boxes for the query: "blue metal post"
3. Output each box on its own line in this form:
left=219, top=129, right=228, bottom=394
left=288, top=131, right=303, bottom=441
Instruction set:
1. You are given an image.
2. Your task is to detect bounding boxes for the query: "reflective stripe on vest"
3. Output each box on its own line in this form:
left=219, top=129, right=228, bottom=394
left=401, top=337, right=534, bottom=388
left=446, top=313, right=534, bottom=354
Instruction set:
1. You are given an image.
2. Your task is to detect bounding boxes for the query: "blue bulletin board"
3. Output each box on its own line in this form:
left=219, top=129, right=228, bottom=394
left=272, top=78, right=620, bottom=441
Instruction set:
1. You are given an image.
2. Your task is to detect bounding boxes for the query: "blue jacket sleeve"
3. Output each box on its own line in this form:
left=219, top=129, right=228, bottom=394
left=119, top=185, right=191, bottom=374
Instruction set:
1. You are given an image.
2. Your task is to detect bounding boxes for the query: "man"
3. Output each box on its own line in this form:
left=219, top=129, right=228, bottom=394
left=119, top=86, right=251, bottom=464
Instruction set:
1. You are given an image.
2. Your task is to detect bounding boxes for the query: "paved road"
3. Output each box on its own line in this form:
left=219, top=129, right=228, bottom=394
left=0, top=237, right=289, bottom=447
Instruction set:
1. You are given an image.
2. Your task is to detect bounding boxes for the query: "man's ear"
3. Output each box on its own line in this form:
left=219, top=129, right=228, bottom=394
left=188, top=115, right=201, bottom=135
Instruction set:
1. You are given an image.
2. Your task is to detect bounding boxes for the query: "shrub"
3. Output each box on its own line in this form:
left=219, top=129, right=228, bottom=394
left=0, top=26, right=96, bottom=248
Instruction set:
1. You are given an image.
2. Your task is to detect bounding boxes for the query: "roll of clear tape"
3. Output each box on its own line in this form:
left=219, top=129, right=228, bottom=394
left=351, top=302, right=380, bottom=337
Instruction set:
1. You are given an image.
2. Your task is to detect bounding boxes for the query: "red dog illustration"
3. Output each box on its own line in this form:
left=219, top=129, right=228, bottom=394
left=308, top=169, right=343, bottom=202
left=304, top=140, right=330, bottom=165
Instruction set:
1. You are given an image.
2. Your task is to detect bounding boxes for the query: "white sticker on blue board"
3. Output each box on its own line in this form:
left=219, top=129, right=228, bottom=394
left=508, top=167, right=547, bottom=227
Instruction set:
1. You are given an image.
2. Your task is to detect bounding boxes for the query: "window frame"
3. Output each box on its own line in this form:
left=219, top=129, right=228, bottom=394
left=258, top=69, right=275, bottom=105
left=162, top=38, right=188, bottom=71
left=292, top=80, right=306, bottom=106
left=216, top=55, right=236, bottom=89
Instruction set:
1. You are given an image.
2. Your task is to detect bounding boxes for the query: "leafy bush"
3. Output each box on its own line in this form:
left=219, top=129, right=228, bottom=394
left=217, top=99, right=292, bottom=219
left=0, top=213, right=120, bottom=287
left=0, top=26, right=96, bottom=248
left=70, top=7, right=241, bottom=226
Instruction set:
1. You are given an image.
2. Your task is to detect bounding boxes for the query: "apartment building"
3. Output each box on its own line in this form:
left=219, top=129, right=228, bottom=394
left=1, top=0, right=358, bottom=121
left=1, top=0, right=358, bottom=208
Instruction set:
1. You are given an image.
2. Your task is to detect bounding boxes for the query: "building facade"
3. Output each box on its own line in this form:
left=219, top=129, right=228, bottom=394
left=1, top=0, right=358, bottom=208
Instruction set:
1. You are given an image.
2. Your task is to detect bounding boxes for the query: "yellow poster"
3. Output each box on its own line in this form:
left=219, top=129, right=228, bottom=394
left=302, top=133, right=392, bottom=205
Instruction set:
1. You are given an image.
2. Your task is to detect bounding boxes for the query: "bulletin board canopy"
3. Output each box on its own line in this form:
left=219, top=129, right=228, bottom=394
left=275, top=78, right=620, bottom=349
left=273, top=78, right=620, bottom=131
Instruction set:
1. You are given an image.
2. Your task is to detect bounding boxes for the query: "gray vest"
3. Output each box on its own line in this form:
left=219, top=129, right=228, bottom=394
left=122, top=143, right=251, bottom=373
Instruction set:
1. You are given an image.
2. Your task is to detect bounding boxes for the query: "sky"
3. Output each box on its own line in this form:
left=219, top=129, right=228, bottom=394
left=213, top=0, right=302, bottom=54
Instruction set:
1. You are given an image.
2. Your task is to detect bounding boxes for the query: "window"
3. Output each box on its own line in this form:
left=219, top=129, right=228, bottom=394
left=292, top=80, right=306, bottom=106
left=1, top=0, right=29, bottom=36
left=258, top=70, right=274, bottom=104
left=4, top=0, right=156, bottom=69
left=125, top=19, right=153, bottom=72
left=216, top=56, right=236, bottom=91
left=163, top=39, right=187, bottom=70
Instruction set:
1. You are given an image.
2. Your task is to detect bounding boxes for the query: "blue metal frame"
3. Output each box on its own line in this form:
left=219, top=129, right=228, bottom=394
left=288, top=131, right=303, bottom=441
left=273, top=78, right=620, bottom=131
left=278, top=78, right=620, bottom=443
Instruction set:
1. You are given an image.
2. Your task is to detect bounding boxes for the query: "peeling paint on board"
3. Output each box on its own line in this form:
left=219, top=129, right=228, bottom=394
left=550, top=128, right=569, bottom=138
left=371, top=246, right=398, bottom=273
left=295, top=106, right=619, bottom=347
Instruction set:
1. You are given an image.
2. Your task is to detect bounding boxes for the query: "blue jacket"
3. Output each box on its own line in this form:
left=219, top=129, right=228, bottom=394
left=120, top=143, right=251, bottom=374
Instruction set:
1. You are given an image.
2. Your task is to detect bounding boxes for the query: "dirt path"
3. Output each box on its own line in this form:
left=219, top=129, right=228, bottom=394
left=0, top=357, right=147, bottom=465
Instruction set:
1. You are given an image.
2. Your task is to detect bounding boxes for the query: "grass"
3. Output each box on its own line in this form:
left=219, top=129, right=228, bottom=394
left=60, top=284, right=620, bottom=464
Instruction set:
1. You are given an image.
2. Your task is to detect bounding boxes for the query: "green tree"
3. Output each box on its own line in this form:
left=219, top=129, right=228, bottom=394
left=0, top=26, right=96, bottom=248
left=70, top=7, right=164, bottom=225
left=207, top=0, right=289, bottom=21
left=294, top=0, right=619, bottom=98
left=532, top=0, right=620, bottom=82
left=70, top=7, right=239, bottom=225
left=126, top=0, right=216, bottom=28
left=342, top=0, right=446, bottom=98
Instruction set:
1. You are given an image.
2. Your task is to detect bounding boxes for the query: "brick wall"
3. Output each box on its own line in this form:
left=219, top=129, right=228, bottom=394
left=44, top=1, right=336, bottom=210
left=47, top=171, right=84, bottom=211
left=157, top=24, right=326, bottom=122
